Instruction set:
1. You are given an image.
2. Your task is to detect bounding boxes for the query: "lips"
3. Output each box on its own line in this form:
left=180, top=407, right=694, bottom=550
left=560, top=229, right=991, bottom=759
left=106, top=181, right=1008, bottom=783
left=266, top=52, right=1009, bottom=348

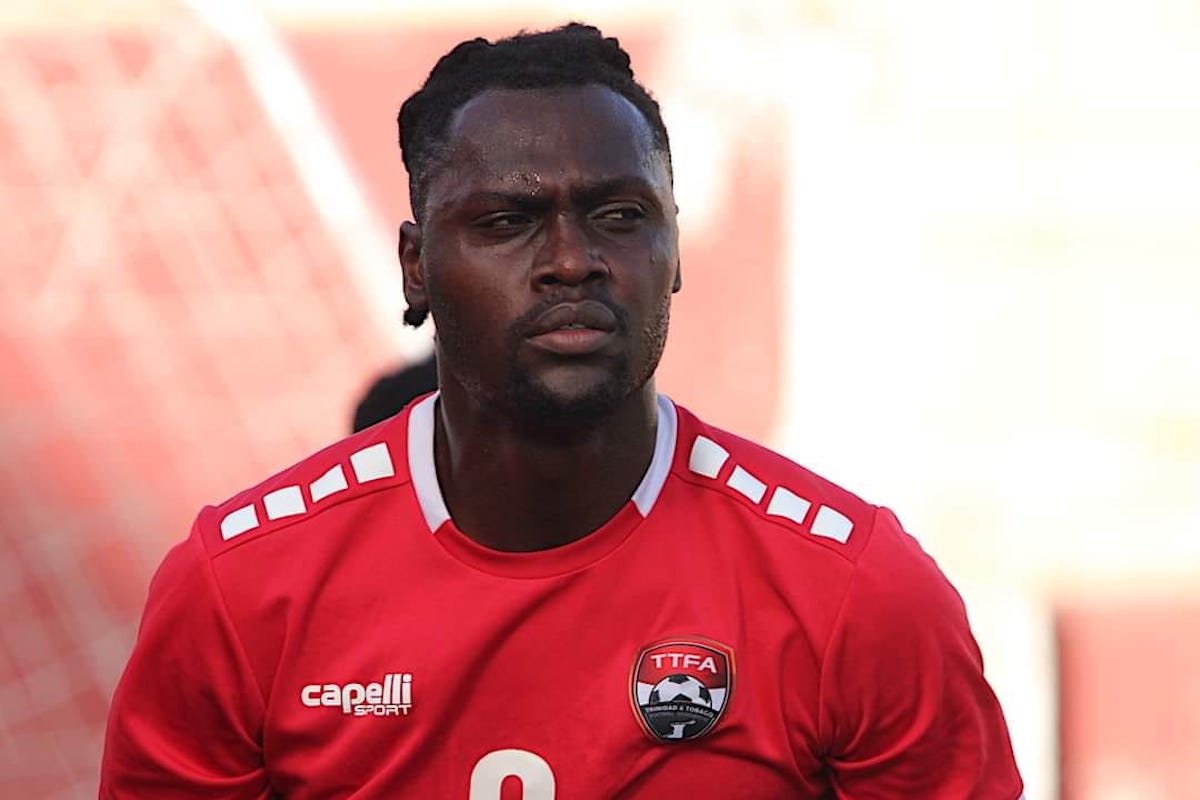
left=525, top=301, right=619, bottom=356
left=526, top=301, right=618, bottom=337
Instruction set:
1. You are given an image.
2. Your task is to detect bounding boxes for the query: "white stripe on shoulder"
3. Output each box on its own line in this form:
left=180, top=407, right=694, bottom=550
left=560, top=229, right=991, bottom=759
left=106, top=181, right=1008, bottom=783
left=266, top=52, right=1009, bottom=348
left=631, top=395, right=678, bottom=517
left=407, top=393, right=450, bottom=534
left=682, top=431, right=859, bottom=546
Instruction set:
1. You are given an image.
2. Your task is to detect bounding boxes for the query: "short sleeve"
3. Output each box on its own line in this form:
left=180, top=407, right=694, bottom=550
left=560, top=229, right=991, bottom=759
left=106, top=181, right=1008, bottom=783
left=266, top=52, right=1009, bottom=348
left=100, top=522, right=270, bottom=799
left=818, top=508, right=1023, bottom=799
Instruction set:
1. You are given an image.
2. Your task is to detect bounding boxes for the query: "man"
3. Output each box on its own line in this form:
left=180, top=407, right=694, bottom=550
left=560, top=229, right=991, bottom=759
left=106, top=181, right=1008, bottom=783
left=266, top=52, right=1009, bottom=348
left=102, top=24, right=1024, bottom=798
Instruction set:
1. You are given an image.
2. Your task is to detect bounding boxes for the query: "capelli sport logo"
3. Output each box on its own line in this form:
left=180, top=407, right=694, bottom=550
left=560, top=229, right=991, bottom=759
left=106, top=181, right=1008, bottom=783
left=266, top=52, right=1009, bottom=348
left=631, top=638, right=734, bottom=742
left=301, top=673, right=413, bottom=717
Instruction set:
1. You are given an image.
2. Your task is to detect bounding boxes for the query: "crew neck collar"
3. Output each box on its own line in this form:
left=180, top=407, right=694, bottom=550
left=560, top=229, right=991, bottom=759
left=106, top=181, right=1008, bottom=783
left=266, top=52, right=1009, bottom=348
left=406, top=393, right=678, bottom=577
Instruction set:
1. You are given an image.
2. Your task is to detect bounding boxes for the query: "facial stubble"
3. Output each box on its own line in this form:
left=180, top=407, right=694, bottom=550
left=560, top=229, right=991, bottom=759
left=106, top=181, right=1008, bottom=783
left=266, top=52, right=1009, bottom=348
left=504, top=291, right=670, bottom=429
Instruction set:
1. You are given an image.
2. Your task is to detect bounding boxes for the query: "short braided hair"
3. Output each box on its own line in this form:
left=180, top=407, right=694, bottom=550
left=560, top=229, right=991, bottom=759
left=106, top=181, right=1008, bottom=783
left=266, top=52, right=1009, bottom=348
left=399, top=22, right=671, bottom=215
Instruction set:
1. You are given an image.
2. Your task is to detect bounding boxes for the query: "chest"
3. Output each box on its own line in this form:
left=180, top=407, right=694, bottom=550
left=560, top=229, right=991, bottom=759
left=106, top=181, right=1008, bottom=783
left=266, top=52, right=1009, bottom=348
left=249, top=536, right=831, bottom=797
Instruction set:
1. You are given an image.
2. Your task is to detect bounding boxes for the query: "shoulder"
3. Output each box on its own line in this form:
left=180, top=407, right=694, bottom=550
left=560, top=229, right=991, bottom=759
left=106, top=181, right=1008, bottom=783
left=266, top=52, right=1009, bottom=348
left=814, top=512, right=1018, bottom=793
left=192, top=404, right=418, bottom=559
left=668, top=402, right=882, bottom=563
left=669, top=402, right=968, bottom=645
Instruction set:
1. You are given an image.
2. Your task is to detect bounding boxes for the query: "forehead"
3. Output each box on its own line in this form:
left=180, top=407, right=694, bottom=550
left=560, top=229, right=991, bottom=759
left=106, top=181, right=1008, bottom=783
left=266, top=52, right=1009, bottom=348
left=432, top=85, right=668, bottom=201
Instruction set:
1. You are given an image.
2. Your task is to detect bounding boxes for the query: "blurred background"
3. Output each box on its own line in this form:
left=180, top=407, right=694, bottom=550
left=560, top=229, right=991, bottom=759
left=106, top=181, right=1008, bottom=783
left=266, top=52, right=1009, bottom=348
left=1, top=0, right=1197, bottom=797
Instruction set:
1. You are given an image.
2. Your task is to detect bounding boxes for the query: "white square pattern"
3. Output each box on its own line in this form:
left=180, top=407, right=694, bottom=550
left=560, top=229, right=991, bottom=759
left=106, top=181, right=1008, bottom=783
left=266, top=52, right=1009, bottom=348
left=688, top=435, right=729, bottom=478
left=726, top=466, right=767, bottom=503
left=766, top=487, right=812, bottom=525
left=309, top=464, right=348, bottom=503
left=351, top=443, right=395, bottom=484
left=685, top=435, right=854, bottom=546
left=220, top=504, right=259, bottom=541
left=811, top=506, right=854, bottom=543
left=215, top=443, right=399, bottom=546
left=264, top=485, right=305, bottom=520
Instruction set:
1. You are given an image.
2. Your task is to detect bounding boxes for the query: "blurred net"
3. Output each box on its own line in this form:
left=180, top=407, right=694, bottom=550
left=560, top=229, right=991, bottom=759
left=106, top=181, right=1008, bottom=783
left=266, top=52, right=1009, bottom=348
left=0, top=8, right=394, bottom=796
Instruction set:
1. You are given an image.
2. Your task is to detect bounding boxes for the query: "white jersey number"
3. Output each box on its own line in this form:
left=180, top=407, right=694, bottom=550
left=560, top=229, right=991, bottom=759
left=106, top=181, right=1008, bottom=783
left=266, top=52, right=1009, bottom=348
left=469, top=749, right=556, bottom=800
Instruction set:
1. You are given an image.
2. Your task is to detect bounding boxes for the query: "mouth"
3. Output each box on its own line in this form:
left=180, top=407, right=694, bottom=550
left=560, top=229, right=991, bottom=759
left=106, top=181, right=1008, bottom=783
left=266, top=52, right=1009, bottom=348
left=525, top=301, right=619, bottom=356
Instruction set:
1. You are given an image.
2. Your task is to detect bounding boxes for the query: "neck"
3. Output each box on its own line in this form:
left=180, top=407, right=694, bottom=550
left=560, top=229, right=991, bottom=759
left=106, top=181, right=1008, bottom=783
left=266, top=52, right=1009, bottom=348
left=433, top=383, right=660, bottom=552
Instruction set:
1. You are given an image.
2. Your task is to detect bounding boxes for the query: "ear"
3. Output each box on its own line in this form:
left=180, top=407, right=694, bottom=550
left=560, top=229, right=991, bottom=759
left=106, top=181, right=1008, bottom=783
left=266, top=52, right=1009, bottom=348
left=670, top=201, right=683, bottom=293
left=399, top=221, right=428, bottom=321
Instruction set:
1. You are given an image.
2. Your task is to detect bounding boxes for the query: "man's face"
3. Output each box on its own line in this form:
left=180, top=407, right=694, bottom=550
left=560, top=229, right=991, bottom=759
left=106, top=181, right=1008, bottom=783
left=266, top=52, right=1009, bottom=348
left=403, top=85, right=680, bottom=425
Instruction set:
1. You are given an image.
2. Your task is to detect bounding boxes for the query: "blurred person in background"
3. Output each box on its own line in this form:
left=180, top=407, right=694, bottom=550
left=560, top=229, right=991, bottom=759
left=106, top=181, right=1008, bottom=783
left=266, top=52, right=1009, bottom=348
left=351, top=353, right=438, bottom=433
left=101, top=23, right=1023, bottom=799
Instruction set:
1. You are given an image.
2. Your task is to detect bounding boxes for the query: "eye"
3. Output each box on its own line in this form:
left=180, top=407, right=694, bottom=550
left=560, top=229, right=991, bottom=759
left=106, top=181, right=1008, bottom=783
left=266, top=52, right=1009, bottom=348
left=473, top=212, right=533, bottom=233
left=592, top=203, right=646, bottom=228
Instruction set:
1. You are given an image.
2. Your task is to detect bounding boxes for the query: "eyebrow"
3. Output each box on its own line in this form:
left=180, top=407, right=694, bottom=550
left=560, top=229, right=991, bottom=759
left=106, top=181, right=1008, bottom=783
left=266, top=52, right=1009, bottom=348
left=570, top=177, right=660, bottom=208
left=457, top=190, right=548, bottom=210
left=456, top=176, right=662, bottom=212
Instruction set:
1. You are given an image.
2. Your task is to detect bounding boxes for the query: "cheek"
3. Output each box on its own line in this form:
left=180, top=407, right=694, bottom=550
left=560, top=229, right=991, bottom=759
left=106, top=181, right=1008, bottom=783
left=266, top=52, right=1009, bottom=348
left=635, top=239, right=679, bottom=312
left=425, top=246, right=508, bottom=328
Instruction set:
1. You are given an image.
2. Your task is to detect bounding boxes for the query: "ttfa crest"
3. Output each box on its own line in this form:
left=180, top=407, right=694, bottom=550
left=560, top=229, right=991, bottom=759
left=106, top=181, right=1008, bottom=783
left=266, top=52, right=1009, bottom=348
left=630, top=638, right=734, bottom=743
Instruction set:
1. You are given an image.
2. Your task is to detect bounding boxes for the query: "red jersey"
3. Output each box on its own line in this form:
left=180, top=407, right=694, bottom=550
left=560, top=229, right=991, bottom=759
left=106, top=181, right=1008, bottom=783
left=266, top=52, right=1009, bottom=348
left=101, top=395, right=1023, bottom=799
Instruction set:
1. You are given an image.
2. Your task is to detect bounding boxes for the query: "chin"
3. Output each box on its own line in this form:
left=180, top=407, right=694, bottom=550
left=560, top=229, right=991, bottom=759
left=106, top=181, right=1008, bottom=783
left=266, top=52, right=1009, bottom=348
left=508, top=370, right=632, bottom=426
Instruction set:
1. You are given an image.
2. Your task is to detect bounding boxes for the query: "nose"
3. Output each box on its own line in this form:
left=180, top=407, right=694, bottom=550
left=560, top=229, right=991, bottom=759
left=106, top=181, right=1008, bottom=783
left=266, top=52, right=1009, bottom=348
left=531, top=213, right=609, bottom=288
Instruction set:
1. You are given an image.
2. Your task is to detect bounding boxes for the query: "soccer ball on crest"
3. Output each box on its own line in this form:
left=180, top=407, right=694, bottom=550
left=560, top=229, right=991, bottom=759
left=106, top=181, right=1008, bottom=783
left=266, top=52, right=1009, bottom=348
left=649, top=674, right=712, bottom=707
